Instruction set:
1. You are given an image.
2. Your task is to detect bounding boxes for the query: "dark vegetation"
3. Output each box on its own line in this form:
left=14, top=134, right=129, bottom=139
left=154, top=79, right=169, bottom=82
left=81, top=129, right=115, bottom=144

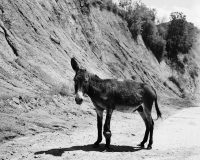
left=168, top=76, right=183, bottom=93
left=158, top=12, right=198, bottom=60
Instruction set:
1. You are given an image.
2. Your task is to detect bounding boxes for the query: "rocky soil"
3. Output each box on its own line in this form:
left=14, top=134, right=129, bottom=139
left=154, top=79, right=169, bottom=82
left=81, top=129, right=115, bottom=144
left=0, top=98, right=200, bottom=160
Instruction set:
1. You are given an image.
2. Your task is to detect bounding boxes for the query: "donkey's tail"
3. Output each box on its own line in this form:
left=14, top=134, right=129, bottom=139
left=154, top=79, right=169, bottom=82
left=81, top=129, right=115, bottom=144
left=155, top=97, right=162, bottom=119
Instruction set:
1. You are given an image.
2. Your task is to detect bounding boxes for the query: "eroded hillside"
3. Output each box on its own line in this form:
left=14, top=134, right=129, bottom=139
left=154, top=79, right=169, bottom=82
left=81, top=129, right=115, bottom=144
left=0, top=0, right=199, bottom=143
left=0, top=0, right=178, bottom=97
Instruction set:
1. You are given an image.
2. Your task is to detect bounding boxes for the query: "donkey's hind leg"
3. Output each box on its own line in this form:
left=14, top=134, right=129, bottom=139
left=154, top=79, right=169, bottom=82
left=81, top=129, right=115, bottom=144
left=137, top=105, right=149, bottom=148
left=147, top=116, right=154, bottom=149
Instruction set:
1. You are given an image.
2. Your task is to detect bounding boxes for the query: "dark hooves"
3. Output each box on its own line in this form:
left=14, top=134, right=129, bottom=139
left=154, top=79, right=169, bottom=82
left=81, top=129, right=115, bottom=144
left=103, top=147, right=112, bottom=152
left=93, top=142, right=100, bottom=148
left=137, top=143, right=145, bottom=148
left=147, top=145, right=152, bottom=150
left=93, top=144, right=99, bottom=148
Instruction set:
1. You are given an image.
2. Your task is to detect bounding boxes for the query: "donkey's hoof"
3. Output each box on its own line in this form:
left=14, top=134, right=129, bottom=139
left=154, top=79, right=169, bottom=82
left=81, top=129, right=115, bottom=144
left=147, top=145, right=152, bottom=150
left=93, top=144, right=99, bottom=148
left=137, top=143, right=145, bottom=148
left=93, top=142, right=100, bottom=148
left=93, top=139, right=102, bottom=148
left=103, top=146, right=112, bottom=152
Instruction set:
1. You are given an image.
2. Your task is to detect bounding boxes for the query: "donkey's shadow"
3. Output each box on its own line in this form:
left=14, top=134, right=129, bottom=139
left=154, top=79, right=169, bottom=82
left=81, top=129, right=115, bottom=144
left=34, top=144, right=142, bottom=156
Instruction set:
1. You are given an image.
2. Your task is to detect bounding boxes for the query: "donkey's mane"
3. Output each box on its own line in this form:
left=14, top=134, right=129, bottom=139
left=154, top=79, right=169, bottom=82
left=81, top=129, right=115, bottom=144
left=87, top=73, right=105, bottom=97
left=89, top=74, right=101, bottom=81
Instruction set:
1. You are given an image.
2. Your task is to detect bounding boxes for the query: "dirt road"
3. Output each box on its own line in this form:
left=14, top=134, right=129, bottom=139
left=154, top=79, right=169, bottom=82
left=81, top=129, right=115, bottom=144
left=0, top=106, right=200, bottom=160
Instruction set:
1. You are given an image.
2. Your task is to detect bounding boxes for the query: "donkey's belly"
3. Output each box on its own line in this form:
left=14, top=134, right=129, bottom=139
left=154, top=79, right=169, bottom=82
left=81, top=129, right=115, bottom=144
left=115, top=105, right=141, bottom=113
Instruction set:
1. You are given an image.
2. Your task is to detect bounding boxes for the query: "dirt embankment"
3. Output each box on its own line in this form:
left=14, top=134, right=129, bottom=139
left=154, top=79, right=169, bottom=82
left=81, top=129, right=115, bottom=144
left=0, top=0, right=183, bottom=98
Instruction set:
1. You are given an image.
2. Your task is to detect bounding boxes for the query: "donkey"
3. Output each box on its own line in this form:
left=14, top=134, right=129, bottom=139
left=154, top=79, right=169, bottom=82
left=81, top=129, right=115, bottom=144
left=71, top=57, right=161, bottom=150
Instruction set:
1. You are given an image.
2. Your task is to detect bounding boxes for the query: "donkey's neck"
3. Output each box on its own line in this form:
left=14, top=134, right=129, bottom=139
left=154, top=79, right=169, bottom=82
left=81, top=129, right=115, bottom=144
left=86, top=74, right=104, bottom=98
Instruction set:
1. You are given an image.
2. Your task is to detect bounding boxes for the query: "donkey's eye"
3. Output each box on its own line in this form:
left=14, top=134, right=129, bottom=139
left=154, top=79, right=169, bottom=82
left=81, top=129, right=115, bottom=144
left=83, top=79, right=88, bottom=83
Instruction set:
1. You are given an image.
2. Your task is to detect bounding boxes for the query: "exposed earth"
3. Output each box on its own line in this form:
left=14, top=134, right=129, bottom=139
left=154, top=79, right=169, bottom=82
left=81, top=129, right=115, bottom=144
left=0, top=98, right=200, bottom=160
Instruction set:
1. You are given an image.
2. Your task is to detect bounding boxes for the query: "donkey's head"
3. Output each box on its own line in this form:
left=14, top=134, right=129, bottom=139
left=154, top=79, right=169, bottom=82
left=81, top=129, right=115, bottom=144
left=71, top=58, right=90, bottom=105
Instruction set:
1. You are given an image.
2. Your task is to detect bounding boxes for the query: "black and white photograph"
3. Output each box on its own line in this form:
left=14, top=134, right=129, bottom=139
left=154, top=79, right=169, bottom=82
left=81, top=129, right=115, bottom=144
left=0, top=0, right=200, bottom=159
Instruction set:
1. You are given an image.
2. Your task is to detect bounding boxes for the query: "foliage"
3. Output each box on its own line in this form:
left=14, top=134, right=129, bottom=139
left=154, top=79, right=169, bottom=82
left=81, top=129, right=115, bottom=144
left=166, top=12, right=196, bottom=60
left=124, top=1, right=156, bottom=37
left=90, top=0, right=103, bottom=7
left=119, top=1, right=166, bottom=61
left=119, top=0, right=131, bottom=9
left=157, top=23, right=168, bottom=39
left=117, top=8, right=127, bottom=19
left=145, top=34, right=166, bottom=62
left=102, top=0, right=167, bottom=62
left=129, top=20, right=142, bottom=39
left=141, top=20, right=166, bottom=62
left=189, top=69, right=198, bottom=79
left=105, top=0, right=113, bottom=11
left=79, top=0, right=90, bottom=15
left=169, top=58, right=185, bottom=74
left=168, top=76, right=183, bottom=92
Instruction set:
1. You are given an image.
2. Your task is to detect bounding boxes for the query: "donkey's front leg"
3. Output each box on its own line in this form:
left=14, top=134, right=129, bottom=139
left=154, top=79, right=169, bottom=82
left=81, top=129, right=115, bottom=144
left=103, top=108, right=113, bottom=150
left=93, top=108, right=103, bottom=147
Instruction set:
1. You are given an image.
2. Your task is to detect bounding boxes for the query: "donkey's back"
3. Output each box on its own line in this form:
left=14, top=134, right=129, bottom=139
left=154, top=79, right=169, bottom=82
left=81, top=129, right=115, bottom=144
left=99, top=79, right=156, bottom=111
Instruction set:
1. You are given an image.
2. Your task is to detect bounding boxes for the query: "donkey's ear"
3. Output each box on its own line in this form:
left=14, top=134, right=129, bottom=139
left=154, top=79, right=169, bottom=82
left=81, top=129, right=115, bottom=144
left=71, top=57, right=79, bottom=72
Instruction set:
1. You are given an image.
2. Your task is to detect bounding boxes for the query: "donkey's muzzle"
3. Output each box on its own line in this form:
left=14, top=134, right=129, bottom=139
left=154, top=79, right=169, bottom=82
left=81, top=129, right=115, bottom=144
left=75, top=97, right=83, bottom=105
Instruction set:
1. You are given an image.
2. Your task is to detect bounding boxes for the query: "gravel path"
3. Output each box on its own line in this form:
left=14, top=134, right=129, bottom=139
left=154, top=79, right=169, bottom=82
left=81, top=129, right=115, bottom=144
left=1, top=107, right=200, bottom=160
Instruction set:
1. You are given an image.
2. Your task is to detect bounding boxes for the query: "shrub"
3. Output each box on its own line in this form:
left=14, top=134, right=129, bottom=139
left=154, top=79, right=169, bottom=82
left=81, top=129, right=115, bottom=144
left=168, top=76, right=181, bottom=90
left=113, top=1, right=166, bottom=61
left=142, top=20, right=157, bottom=38
left=124, top=2, right=164, bottom=60
left=166, top=12, right=196, bottom=59
left=163, top=81, right=167, bottom=87
left=148, top=35, right=166, bottom=62
left=80, top=0, right=90, bottom=15
left=118, top=1, right=156, bottom=39
left=142, top=21, right=166, bottom=62
left=129, top=20, right=142, bottom=39
left=105, top=0, right=113, bottom=11
left=91, top=1, right=97, bottom=7
left=157, top=24, right=168, bottom=39
left=189, top=68, right=198, bottom=79
left=117, top=8, right=127, bottom=19
left=99, top=1, right=106, bottom=11
left=169, top=58, right=185, bottom=74
left=112, top=4, right=118, bottom=14
left=119, top=0, right=131, bottom=9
